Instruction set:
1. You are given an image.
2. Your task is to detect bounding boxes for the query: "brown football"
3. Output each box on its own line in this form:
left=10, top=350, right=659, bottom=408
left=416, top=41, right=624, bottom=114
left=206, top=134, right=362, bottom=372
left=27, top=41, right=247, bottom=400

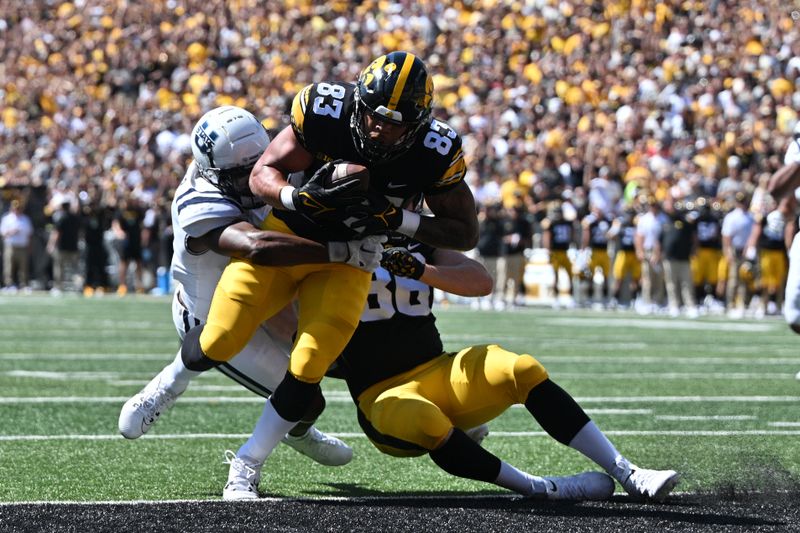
left=324, top=161, right=370, bottom=192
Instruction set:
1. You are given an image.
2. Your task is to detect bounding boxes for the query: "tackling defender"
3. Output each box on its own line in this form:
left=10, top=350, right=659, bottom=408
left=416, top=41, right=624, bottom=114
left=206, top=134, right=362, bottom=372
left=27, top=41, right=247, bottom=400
left=173, top=52, right=480, bottom=499
left=767, top=122, right=800, bottom=378
left=118, top=106, right=384, bottom=466
left=222, top=236, right=680, bottom=501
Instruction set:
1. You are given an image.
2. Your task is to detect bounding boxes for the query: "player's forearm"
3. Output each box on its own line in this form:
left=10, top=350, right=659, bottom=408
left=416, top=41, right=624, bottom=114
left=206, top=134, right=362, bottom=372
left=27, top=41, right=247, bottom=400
left=213, top=223, right=328, bottom=266
left=419, top=262, right=492, bottom=296
left=414, top=215, right=479, bottom=251
left=249, top=165, right=290, bottom=209
left=767, top=163, right=800, bottom=200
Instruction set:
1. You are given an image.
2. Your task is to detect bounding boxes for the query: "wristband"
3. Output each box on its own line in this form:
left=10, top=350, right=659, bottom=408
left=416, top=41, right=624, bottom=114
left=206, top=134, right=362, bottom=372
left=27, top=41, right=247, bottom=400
left=397, top=209, right=421, bottom=237
left=280, top=186, right=297, bottom=210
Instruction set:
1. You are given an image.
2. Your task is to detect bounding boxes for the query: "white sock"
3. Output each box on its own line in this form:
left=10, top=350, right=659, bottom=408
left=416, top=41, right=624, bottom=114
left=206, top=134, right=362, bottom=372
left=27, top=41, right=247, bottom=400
left=237, top=399, right=296, bottom=465
left=494, top=461, right=548, bottom=496
left=159, top=350, right=200, bottom=395
left=568, top=421, right=623, bottom=473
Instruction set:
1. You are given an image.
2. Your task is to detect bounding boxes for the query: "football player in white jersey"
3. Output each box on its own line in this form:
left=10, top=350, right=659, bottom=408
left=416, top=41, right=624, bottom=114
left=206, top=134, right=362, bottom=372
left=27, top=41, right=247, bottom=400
left=118, top=106, right=385, bottom=466
left=767, top=122, right=800, bottom=378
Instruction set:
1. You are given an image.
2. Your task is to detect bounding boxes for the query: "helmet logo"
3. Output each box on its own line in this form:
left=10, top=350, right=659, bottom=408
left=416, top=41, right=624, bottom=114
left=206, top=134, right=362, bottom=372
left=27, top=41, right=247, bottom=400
left=374, top=105, right=402, bottom=122
left=383, top=63, right=397, bottom=76
left=360, top=55, right=388, bottom=91
left=194, top=121, right=218, bottom=154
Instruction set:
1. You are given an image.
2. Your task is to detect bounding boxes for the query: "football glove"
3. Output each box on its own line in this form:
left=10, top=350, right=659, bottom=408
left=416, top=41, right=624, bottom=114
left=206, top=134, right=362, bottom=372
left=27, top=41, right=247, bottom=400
left=328, top=235, right=387, bottom=272
left=290, top=160, right=362, bottom=218
left=380, top=246, right=425, bottom=279
left=349, top=190, right=405, bottom=235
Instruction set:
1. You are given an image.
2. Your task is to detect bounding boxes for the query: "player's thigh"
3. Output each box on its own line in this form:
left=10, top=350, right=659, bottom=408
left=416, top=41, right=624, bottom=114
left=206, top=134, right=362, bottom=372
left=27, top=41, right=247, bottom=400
left=439, top=344, right=549, bottom=429
left=290, top=264, right=371, bottom=381
left=359, top=384, right=453, bottom=456
left=201, top=260, right=297, bottom=361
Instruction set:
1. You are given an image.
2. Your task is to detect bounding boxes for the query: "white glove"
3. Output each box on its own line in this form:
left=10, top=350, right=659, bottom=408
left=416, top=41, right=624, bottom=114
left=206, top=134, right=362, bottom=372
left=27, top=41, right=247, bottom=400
left=327, top=235, right=387, bottom=272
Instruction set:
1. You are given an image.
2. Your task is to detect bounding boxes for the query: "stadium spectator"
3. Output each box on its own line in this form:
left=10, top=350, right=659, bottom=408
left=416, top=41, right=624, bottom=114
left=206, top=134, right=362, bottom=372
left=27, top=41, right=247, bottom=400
left=0, top=0, right=799, bottom=314
left=721, top=192, right=755, bottom=318
left=497, top=205, right=533, bottom=308
left=0, top=200, right=33, bottom=292
left=659, top=196, right=699, bottom=317
left=47, top=201, right=82, bottom=293
left=475, top=202, right=506, bottom=310
left=635, top=197, right=667, bottom=314
left=111, top=194, right=147, bottom=295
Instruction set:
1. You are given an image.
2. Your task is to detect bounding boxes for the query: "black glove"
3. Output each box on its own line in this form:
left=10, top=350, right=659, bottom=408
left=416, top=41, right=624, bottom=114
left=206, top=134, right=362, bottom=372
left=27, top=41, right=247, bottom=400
left=291, top=160, right=362, bottom=218
left=348, top=190, right=404, bottom=235
left=380, top=247, right=425, bottom=279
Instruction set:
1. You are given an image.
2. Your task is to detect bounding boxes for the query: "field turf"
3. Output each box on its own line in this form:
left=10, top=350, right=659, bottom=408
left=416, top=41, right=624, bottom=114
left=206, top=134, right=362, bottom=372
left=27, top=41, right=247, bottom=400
left=0, top=294, right=798, bottom=532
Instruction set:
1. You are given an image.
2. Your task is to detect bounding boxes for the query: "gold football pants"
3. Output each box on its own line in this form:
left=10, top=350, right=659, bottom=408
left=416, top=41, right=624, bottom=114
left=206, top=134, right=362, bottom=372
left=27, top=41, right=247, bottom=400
left=356, top=344, right=549, bottom=457
left=199, top=214, right=371, bottom=383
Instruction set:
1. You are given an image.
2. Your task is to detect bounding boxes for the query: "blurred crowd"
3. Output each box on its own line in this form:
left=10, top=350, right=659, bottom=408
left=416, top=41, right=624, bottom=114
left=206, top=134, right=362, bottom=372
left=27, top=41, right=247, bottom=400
left=1, top=0, right=798, bottom=312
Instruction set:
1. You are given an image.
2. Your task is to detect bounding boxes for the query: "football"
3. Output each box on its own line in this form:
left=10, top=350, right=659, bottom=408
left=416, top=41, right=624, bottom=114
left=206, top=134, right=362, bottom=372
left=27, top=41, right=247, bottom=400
left=324, top=161, right=370, bottom=193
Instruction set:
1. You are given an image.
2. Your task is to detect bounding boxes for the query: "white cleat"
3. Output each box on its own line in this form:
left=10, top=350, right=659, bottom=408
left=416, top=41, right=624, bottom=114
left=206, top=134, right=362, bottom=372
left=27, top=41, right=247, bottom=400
left=611, top=456, right=679, bottom=502
left=282, top=426, right=353, bottom=466
left=222, top=450, right=261, bottom=501
left=537, top=472, right=615, bottom=501
left=463, top=423, right=490, bottom=446
left=118, top=373, right=182, bottom=439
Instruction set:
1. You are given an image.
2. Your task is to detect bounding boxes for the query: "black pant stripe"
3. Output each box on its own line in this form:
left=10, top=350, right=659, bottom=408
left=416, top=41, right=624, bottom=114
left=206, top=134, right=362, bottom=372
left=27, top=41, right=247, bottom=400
left=216, top=363, right=274, bottom=399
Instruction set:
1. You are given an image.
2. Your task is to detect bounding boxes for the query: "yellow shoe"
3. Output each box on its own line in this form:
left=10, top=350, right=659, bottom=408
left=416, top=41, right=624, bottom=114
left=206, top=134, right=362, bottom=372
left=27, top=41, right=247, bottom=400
left=116, top=285, right=128, bottom=296
left=83, top=286, right=95, bottom=297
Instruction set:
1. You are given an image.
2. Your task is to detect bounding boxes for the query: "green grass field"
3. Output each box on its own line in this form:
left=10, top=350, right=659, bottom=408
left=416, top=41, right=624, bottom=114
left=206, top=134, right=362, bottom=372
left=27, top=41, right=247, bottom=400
left=1, top=294, right=798, bottom=503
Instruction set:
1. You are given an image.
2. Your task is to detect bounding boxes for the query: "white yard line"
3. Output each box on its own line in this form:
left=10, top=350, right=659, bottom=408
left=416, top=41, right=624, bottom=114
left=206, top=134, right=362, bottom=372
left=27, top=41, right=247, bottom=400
left=655, top=415, right=757, bottom=421
left=1, top=395, right=799, bottom=404
left=2, top=429, right=800, bottom=442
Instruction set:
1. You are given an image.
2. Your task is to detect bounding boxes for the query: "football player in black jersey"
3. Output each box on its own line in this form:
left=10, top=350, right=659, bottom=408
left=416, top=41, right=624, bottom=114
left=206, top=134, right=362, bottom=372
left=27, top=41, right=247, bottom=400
left=178, top=52, right=479, bottom=498
left=336, top=241, right=679, bottom=502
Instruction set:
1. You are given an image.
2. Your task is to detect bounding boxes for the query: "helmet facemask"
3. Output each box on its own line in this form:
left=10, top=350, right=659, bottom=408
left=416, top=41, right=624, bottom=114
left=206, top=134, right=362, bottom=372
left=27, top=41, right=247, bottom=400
left=197, top=164, right=265, bottom=210
left=350, top=51, right=433, bottom=164
left=351, top=91, right=430, bottom=163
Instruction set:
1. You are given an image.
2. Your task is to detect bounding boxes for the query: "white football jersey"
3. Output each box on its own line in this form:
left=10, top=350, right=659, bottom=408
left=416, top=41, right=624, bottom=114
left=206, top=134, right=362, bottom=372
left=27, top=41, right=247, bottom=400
left=170, top=162, right=270, bottom=321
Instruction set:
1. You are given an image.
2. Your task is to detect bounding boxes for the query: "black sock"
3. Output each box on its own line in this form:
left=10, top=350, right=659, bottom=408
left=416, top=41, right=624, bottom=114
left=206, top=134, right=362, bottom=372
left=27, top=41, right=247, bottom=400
left=524, top=379, right=590, bottom=445
left=429, top=428, right=502, bottom=483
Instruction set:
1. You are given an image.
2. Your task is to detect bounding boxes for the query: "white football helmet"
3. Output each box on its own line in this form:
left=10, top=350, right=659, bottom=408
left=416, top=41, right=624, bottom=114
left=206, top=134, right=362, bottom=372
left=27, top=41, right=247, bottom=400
left=191, top=106, right=270, bottom=208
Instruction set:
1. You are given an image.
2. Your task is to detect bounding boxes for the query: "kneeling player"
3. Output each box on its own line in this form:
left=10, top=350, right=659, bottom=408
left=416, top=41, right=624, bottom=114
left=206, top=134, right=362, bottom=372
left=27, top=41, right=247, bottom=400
left=225, top=237, right=680, bottom=501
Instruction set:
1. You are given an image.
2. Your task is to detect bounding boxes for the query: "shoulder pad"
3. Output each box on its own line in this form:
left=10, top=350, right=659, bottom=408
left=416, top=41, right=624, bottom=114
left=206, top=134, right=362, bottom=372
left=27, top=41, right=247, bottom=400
left=290, top=84, right=314, bottom=145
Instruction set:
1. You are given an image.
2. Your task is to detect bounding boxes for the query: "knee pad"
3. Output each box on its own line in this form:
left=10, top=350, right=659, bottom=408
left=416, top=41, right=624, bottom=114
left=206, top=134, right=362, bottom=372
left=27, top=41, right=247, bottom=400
left=513, top=354, right=549, bottom=400
left=181, top=325, right=221, bottom=372
left=270, top=371, right=320, bottom=422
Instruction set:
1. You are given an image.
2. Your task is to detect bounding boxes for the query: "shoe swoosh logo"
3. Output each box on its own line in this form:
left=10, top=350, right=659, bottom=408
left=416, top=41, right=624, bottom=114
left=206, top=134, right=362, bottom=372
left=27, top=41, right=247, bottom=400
left=386, top=182, right=405, bottom=189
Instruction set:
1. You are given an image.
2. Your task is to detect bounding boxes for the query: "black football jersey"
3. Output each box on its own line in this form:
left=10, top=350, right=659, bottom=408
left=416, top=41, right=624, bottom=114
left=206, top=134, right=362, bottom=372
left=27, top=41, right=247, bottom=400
left=582, top=213, right=611, bottom=249
left=542, top=219, right=574, bottom=250
left=338, top=241, right=444, bottom=399
left=276, top=81, right=467, bottom=242
left=696, top=213, right=722, bottom=249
